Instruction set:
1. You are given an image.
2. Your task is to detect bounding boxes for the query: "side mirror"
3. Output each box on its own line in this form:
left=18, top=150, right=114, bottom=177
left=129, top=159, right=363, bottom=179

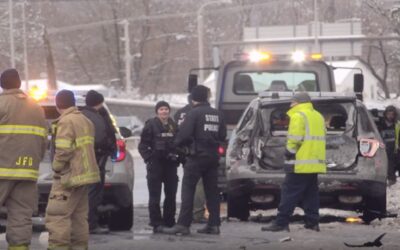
left=119, top=127, right=132, bottom=138
left=353, top=73, right=364, bottom=93
left=188, top=74, right=198, bottom=93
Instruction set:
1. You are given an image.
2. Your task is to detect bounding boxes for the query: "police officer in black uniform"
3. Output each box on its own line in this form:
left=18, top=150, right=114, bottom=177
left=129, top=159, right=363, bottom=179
left=82, top=90, right=117, bottom=234
left=377, top=105, right=398, bottom=185
left=162, top=85, right=227, bottom=235
left=138, top=101, right=180, bottom=233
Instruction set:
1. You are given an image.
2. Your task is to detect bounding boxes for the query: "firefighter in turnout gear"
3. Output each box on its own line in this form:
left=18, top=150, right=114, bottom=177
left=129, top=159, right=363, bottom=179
left=262, top=92, right=326, bottom=232
left=0, top=69, right=47, bottom=250
left=139, top=101, right=180, bottom=233
left=46, top=90, right=100, bottom=250
left=162, top=85, right=227, bottom=236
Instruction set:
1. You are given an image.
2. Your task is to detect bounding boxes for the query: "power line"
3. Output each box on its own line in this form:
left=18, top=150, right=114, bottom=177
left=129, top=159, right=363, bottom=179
left=46, top=1, right=280, bottom=35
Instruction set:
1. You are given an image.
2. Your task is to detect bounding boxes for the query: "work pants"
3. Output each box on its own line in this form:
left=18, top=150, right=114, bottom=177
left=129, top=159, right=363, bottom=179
left=146, top=159, right=178, bottom=227
left=275, top=173, right=319, bottom=227
left=0, top=180, right=37, bottom=249
left=88, top=154, right=108, bottom=230
left=177, top=157, right=220, bottom=227
left=46, top=179, right=89, bottom=250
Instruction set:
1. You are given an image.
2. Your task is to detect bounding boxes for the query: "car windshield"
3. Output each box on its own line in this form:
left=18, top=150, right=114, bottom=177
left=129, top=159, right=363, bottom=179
left=234, top=71, right=317, bottom=94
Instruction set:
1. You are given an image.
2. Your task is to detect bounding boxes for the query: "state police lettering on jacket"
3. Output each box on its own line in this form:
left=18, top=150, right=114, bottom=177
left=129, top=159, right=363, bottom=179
left=174, top=103, right=226, bottom=159
left=139, top=117, right=179, bottom=163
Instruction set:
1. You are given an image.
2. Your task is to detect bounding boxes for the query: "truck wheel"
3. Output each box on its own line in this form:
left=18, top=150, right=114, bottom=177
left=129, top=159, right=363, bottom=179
left=108, top=204, right=133, bottom=231
left=227, top=194, right=249, bottom=221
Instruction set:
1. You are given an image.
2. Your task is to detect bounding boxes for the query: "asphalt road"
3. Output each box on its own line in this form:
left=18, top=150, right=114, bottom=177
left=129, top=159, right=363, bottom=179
left=1, top=155, right=399, bottom=249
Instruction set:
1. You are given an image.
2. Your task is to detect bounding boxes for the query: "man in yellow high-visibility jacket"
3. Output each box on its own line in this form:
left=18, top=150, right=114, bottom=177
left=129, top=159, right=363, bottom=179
left=0, top=69, right=47, bottom=250
left=262, top=92, right=326, bottom=232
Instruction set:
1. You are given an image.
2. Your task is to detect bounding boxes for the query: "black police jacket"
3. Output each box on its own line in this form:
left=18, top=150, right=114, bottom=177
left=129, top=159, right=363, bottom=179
left=138, top=117, right=179, bottom=163
left=82, top=106, right=116, bottom=156
left=174, top=102, right=227, bottom=159
left=173, top=103, right=192, bottom=127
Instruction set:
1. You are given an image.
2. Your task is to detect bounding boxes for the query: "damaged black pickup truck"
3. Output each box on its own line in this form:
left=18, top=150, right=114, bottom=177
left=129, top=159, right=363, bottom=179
left=226, top=92, right=387, bottom=223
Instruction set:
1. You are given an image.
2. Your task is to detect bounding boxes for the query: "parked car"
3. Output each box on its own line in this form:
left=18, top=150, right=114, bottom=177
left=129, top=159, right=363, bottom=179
left=226, top=92, right=387, bottom=223
left=115, top=116, right=144, bottom=137
left=37, top=96, right=134, bottom=230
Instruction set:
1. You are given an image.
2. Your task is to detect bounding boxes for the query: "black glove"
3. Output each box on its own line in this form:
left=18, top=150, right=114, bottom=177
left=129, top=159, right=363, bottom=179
left=284, top=149, right=296, bottom=160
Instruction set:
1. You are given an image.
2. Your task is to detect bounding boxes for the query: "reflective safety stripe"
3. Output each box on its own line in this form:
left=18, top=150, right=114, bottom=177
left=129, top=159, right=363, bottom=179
left=8, top=244, right=29, bottom=250
left=75, top=136, right=94, bottom=147
left=0, top=168, right=38, bottom=179
left=287, top=135, right=303, bottom=141
left=55, top=138, right=74, bottom=149
left=0, top=125, right=46, bottom=137
left=55, top=136, right=94, bottom=149
left=304, top=135, right=325, bottom=141
left=285, top=159, right=325, bottom=165
left=64, top=172, right=100, bottom=188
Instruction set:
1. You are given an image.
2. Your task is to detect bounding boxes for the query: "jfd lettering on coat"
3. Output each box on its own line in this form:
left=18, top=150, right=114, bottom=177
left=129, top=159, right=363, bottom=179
left=204, top=124, right=219, bottom=132
left=16, top=156, right=33, bottom=167
left=205, top=114, right=219, bottom=122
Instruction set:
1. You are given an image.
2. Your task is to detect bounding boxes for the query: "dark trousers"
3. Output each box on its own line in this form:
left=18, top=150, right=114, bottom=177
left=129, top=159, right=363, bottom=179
left=276, top=173, right=319, bottom=227
left=146, top=160, right=178, bottom=227
left=88, top=154, right=108, bottom=230
left=387, top=152, right=397, bottom=182
left=177, top=157, right=220, bottom=227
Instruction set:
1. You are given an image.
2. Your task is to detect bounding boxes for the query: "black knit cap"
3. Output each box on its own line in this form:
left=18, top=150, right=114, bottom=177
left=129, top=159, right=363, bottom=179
left=56, top=90, right=75, bottom=109
left=0, top=68, right=21, bottom=89
left=85, top=90, right=104, bottom=107
left=155, top=100, right=170, bottom=113
left=191, top=85, right=209, bottom=102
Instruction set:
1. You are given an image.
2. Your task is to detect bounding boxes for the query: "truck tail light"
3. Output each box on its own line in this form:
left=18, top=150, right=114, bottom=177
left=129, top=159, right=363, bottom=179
left=359, top=138, right=381, bottom=158
left=218, top=145, right=226, bottom=156
left=112, top=139, right=126, bottom=162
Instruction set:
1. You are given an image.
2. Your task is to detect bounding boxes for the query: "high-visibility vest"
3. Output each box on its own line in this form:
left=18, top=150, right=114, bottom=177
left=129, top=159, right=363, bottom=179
left=394, top=122, right=400, bottom=152
left=285, top=102, right=326, bottom=174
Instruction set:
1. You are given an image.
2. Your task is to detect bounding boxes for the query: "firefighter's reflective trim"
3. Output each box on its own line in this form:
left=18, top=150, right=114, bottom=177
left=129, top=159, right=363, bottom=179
left=0, top=125, right=46, bottom=137
left=75, top=136, right=94, bottom=147
left=55, top=138, right=74, bottom=149
left=63, top=172, right=100, bottom=188
left=284, top=159, right=326, bottom=165
left=0, top=168, right=38, bottom=180
left=8, top=244, right=29, bottom=250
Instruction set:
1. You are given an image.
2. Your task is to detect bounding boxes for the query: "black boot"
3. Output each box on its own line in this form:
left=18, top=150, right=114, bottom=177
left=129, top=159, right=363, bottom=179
left=304, top=223, right=320, bottom=232
left=261, top=223, right=290, bottom=232
left=161, top=224, right=190, bottom=235
left=197, top=225, right=220, bottom=235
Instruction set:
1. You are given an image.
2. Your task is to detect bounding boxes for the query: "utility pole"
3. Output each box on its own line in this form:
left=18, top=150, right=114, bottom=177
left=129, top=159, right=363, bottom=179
left=9, top=0, right=15, bottom=68
left=314, top=0, right=320, bottom=53
left=22, top=1, right=29, bottom=89
left=121, top=19, right=132, bottom=92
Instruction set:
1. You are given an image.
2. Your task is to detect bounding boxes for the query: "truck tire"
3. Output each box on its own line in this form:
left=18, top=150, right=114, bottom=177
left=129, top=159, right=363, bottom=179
left=227, top=194, right=249, bottom=221
left=108, top=204, right=133, bottom=231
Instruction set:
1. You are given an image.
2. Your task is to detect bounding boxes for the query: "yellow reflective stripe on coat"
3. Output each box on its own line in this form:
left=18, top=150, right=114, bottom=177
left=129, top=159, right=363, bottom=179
left=0, top=125, right=46, bottom=137
left=0, top=168, right=38, bottom=179
left=8, top=244, right=29, bottom=250
left=75, top=136, right=94, bottom=147
left=63, top=172, right=100, bottom=188
left=55, top=138, right=74, bottom=149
